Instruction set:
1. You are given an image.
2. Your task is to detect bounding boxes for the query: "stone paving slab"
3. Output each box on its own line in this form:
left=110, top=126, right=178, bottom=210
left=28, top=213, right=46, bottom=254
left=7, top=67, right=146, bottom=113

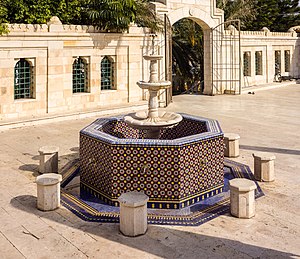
left=0, top=84, right=300, bottom=258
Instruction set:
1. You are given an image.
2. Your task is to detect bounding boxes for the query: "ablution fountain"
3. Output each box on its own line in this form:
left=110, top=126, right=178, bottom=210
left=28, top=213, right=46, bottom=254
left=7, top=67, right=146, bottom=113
left=124, top=35, right=182, bottom=139
left=78, top=35, right=225, bottom=209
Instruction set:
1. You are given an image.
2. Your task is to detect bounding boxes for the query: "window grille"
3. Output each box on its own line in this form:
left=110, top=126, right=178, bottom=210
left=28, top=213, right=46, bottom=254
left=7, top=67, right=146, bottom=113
left=14, top=59, right=33, bottom=99
left=73, top=57, right=88, bottom=93
left=101, top=56, right=114, bottom=90
left=275, top=51, right=281, bottom=73
left=284, top=50, right=290, bottom=72
left=255, top=51, right=262, bottom=75
left=243, top=52, right=251, bottom=76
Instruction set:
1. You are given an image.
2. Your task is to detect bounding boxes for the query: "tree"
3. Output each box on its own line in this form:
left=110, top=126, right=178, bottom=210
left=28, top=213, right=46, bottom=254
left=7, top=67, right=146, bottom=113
left=51, top=0, right=88, bottom=25
left=0, top=0, right=161, bottom=34
left=172, top=19, right=204, bottom=93
left=2, top=0, right=87, bottom=25
left=243, top=0, right=300, bottom=31
left=87, top=0, right=162, bottom=32
left=0, top=0, right=8, bottom=34
left=135, top=0, right=163, bottom=32
left=217, top=0, right=257, bottom=29
left=243, top=0, right=280, bottom=30
left=87, top=0, right=137, bottom=32
left=272, top=0, right=300, bottom=31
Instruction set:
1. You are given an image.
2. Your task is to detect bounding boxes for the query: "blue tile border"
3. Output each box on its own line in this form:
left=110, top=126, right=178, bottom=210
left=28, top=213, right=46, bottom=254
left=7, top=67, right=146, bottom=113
left=61, top=158, right=264, bottom=226
left=80, top=113, right=223, bottom=146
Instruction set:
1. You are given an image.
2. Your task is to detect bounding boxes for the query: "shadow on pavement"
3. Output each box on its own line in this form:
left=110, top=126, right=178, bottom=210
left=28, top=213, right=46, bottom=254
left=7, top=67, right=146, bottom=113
left=240, top=145, right=300, bottom=156
left=18, top=164, right=39, bottom=177
left=19, top=152, right=80, bottom=179
left=10, top=194, right=299, bottom=259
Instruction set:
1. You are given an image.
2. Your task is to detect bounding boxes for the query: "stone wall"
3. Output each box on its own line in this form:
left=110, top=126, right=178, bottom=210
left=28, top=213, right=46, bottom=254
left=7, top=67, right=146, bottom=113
left=0, top=21, right=155, bottom=122
left=240, top=29, right=300, bottom=87
left=1, top=18, right=300, bottom=123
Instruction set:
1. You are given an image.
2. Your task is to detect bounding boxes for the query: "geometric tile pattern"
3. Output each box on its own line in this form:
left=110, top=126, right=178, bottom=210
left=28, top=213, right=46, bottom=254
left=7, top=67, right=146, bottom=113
left=80, top=114, right=224, bottom=209
left=101, top=118, right=208, bottom=139
left=61, top=159, right=264, bottom=226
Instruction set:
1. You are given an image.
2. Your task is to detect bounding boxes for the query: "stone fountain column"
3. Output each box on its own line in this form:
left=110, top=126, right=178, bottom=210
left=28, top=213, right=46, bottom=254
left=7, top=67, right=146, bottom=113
left=124, top=37, right=182, bottom=139
left=148, top=90, right=159, bottom=121
left=147, top=57, right=160, bottom=121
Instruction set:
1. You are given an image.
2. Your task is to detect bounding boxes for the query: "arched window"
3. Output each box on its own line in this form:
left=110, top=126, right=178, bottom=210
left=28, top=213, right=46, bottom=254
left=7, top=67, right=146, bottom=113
left=275, top=50, right=281, bottom=74
left=101, top=56, right=114, bottom=90
left=255, top=51, right=262, bottom=75
left=73, top=57, right=88, bottom=93
left=284, top=50, right=290, bottom=72
left=14, top=59, right=33, bottom=99
left=243, top=52, right=251, bottom=76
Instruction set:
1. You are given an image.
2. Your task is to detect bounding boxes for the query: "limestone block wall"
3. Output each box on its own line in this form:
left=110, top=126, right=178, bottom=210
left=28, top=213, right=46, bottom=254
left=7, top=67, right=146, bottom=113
left=159, top=0, right=223, bottom=28
left=239, top=30, right=300, bottom=88
left=0, top=23, right=151, bottom=122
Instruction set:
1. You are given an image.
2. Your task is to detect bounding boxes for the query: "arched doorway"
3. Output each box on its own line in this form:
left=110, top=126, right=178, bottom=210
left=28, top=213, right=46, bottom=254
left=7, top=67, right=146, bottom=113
left=165, top=4, right=222, bottom=96
left=171, top=18, right=204, bottom=95
left=155, top=0, right=241, bottom=105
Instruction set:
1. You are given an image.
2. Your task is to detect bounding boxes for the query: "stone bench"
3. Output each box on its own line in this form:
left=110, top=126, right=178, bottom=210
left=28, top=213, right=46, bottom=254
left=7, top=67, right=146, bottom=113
left=224, top=133, right=240, bottom=158
left=36, top=173, right=62, bottom=211
left=229, top=178, right=257, bottom=219
left=253, top=152, right=276, bottom=182
left=39, top=146, right=59, bottom=174
left=118, top=192, right=149, bottom=237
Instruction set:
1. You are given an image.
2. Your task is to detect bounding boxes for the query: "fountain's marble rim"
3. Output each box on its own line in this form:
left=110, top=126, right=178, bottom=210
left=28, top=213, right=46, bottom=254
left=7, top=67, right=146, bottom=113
left=123, top=111, right=183, bottom=129
left=80, top=113, right=223, bottom=146
left=143, top=54, right=163, bottom=60
left=137, top=81, right=171, bottom=90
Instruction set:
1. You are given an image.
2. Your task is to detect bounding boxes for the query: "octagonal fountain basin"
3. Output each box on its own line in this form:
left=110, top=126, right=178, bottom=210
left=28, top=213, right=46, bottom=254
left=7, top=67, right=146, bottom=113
left=79, top=113, right=224, bottom=209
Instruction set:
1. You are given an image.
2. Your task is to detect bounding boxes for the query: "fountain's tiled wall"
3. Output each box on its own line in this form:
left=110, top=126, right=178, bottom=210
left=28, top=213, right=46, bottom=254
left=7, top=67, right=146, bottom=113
left=101, top=118, right=207, bottom=139
left=80, top=114, right=224, bottom=209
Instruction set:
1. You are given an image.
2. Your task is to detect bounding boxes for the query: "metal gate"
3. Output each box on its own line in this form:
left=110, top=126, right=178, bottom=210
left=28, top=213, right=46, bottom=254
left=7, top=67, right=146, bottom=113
left=164, top=14, right=173, bottom=105
left=211, top=20, right=241, bottom=95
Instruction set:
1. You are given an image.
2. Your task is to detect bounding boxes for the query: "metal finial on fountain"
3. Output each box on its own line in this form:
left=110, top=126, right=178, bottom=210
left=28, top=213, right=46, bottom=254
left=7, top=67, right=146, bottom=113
left=124, top=34, right=182, bottom=139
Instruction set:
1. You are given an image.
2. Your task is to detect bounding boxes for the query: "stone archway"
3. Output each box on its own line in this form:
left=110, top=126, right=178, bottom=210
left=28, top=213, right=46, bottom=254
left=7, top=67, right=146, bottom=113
left=153, top=0, right=225, bottom=95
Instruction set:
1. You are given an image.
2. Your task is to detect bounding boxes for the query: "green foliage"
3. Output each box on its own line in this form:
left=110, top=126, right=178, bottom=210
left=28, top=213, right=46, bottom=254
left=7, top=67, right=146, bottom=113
left=2, top=0, right=87, bottom=25
left=135, top=0, right=163, bottom=32
left=0, top=0, right=8, bottom=34
left=0, top=0, right=161, bottom=33
left=243, top=0, right=280, bottom=30
left=87, top=0, right=137, bottom=32
left=217, top=0, right=300, bottom=31
left=217, top=0, right=257, bottom=29
left=51, top=0, right=88, bottom=25
left=172, top=19, right=204, bottom=93
left=272, top=0, right=300, bottom=31
left=242, top=0, right=300, bottom=31
left=5, top=0, right=53, bottom=24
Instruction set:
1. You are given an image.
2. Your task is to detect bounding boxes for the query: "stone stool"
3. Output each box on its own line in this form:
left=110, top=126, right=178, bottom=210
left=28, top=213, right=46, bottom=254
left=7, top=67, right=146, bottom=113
left=229, top=178, right=257, bottom=218
left=118, top=192, right=149, bottom=237
left=39, top=146, right=59, bottom=174
left=36, top=173, right=62, bottom=211
left=253, top=152, right=276, bottom=182
left=224, top=133, right=240, bottom=157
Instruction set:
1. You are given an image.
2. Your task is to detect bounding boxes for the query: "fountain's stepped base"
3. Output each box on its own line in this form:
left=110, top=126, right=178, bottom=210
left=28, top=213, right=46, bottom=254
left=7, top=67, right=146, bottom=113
left=61, top=159, right=264, bottom=226
left=79, top=114, right=224, bottom=209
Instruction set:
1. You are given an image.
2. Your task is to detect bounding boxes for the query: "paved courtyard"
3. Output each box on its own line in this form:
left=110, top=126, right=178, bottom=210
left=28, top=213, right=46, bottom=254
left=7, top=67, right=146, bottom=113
left=0, top=83, right=299, bottom=258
